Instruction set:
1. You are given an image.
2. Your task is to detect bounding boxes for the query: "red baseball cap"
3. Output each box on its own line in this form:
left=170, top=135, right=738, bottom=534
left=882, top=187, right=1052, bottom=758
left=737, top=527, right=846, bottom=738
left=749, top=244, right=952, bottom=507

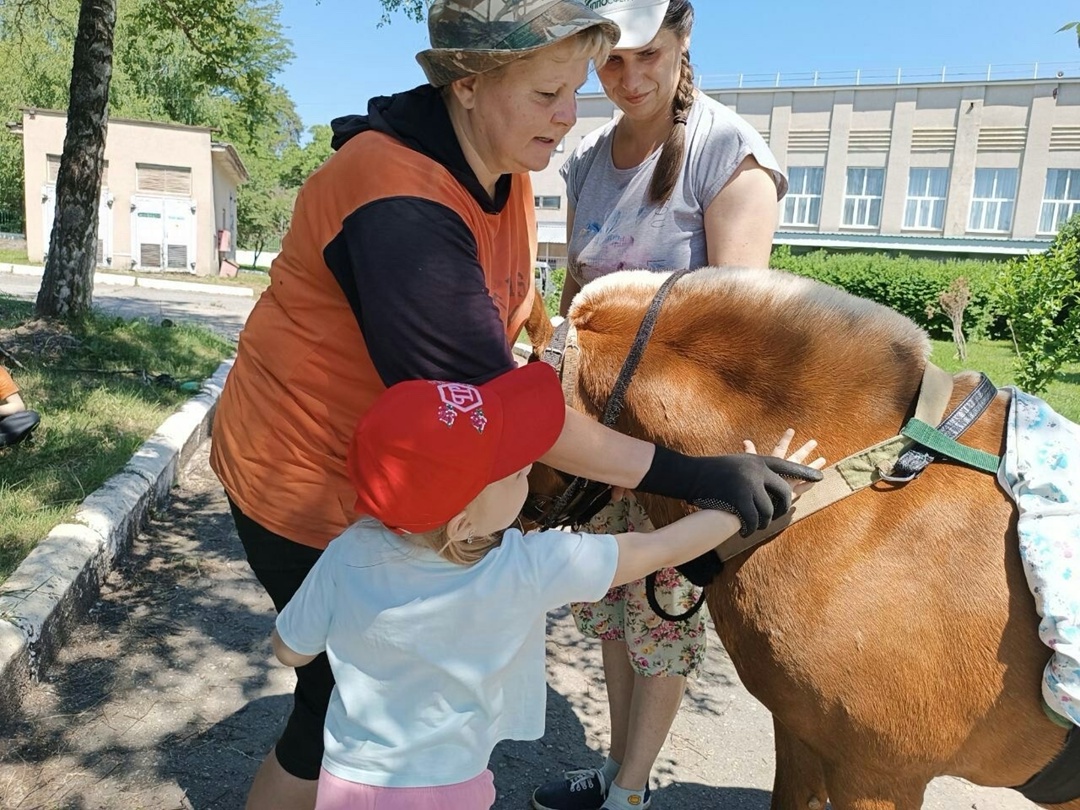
left=348, top=363, right=566, bottom=534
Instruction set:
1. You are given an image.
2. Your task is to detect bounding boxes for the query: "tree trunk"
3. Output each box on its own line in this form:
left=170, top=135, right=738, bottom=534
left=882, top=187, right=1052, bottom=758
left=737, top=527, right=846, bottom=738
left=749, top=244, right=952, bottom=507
left=35, top=0, right=116, bottom=320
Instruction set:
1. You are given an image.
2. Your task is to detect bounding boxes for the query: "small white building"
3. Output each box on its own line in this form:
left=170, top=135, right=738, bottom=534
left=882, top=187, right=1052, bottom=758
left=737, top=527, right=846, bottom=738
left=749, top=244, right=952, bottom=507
left=11, top=108, right=249, bottom=275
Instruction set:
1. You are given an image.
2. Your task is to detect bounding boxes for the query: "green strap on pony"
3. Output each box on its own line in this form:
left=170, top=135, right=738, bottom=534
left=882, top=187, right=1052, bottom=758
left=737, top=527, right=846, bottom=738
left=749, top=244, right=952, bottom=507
left=900, top=418, right=1002, bottom=474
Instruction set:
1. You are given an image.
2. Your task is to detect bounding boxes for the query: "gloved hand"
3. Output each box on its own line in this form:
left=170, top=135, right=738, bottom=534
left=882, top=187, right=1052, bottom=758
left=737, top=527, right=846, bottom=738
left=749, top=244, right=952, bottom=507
left=638, top=445, right=824, bottom=537
left=638, top=446, right=823, bottom=588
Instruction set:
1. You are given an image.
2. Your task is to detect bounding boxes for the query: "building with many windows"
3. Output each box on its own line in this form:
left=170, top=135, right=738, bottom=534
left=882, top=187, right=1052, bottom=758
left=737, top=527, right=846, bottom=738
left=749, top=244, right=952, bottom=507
left=11, top=108, right=248, bottom=276
left=529, top=72, right=1080, bottom=268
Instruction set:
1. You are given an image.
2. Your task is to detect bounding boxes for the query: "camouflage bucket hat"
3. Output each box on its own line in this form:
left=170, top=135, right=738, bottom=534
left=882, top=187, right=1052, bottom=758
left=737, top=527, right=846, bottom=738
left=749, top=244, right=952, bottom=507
left=416, top=0, right=621, bottom=87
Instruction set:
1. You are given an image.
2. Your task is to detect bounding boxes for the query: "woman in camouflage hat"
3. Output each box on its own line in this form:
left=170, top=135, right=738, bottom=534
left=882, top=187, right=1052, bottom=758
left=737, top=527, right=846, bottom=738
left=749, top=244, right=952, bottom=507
left=213, top=4, right=618, bottom=807
left=210, top=2, right=813, bottom=808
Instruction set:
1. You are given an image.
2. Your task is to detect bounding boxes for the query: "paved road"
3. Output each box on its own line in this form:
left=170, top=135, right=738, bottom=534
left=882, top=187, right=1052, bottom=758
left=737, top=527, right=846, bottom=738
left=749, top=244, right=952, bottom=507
left=0, top=274, right=256, bottom=343
left=0, top=440, right=1038, bottom=810
left=0, top=274, right=1039, bottom=809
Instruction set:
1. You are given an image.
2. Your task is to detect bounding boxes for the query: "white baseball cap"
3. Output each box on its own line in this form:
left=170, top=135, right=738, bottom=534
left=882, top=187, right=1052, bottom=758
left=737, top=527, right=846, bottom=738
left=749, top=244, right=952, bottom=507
left=586, top=0, right=671, bottom=50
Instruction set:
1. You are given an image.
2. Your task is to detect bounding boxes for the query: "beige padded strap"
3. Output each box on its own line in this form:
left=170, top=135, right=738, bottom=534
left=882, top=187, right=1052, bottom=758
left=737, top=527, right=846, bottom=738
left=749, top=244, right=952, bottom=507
left=914, top=362, right=955, bottom=425
left=717, top=435, right=908, bottom=561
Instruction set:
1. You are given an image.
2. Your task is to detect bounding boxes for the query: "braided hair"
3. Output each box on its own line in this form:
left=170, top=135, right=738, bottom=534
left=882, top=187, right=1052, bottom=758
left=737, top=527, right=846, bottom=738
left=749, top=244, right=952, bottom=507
left=647, top=0, right=696, bottom=205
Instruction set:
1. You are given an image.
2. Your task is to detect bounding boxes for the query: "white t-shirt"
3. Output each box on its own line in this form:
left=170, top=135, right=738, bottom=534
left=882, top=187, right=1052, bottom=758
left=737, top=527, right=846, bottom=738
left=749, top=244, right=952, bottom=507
left=561, top=92, right=786, bottom=284
left=275, top=517, right=619, bottom=788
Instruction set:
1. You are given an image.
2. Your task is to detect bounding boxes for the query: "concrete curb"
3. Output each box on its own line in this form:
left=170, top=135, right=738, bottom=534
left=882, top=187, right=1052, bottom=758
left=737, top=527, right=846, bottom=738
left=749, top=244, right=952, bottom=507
left=0, top=262, right=255, bottom=298
left=0, top=358, right=234, bottom=717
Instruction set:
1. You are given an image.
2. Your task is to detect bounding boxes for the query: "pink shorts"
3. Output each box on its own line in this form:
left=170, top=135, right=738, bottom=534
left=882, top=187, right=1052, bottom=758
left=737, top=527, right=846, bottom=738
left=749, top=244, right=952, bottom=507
left=315, top=768, right=496, bottom=810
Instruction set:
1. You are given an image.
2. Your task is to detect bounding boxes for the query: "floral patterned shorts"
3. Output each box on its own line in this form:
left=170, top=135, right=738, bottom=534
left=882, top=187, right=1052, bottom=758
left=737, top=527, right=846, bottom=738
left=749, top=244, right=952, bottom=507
left=571, top=495, right=707, bottom=677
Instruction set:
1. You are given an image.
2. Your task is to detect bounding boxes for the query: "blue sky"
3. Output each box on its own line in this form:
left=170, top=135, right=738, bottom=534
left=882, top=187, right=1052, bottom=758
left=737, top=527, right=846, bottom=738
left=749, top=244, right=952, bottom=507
left=277, top=0, right=1080, bottom=131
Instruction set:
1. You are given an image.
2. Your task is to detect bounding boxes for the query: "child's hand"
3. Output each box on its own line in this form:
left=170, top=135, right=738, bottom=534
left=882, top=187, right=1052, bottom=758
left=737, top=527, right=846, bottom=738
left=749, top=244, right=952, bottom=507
left=743, top=429, right=826, bottom=498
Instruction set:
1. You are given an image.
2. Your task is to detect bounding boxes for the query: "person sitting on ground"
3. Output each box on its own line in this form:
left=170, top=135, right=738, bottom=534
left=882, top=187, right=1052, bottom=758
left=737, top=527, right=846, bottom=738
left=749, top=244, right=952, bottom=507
left=0, top=365, right=40, bottom=449
left=270, top=363, right=823, bottom=810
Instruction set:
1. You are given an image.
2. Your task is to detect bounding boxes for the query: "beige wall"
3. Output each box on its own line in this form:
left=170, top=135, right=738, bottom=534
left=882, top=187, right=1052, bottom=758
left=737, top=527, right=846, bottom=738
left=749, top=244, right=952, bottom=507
left=211, top=152, right=242, bottom=263
left=20, top=109, right=242, bottom=275
left=529, top=77, right=1080, bottom=255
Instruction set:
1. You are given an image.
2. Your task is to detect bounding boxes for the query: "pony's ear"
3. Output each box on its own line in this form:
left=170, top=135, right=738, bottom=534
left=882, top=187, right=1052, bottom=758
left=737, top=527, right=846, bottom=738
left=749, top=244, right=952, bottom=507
left=523, top=288, right=554, bottom=355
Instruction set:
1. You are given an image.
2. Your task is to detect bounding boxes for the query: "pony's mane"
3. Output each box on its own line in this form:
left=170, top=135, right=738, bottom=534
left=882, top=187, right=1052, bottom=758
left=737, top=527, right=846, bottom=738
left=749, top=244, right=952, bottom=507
left=571, top=266, right=930, bottom=362
left=565, top=267, right=933, bottom=454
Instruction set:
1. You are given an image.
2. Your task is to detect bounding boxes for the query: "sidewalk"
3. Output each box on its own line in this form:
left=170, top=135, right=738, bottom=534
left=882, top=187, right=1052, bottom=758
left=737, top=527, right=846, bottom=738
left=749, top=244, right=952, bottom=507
left=0, top=376, right=1036, bottom=809
left=0, top=262, right=255, bottom=298
left=0, top=360, right=232, bottom=719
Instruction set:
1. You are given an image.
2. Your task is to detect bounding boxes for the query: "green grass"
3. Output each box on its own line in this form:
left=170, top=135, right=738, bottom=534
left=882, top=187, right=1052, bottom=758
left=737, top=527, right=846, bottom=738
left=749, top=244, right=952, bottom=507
left=0, top=247, right=33, bottom=265
left=930, top=338, right=1080, bottom=422
left=0, top=294, right=232, bottom=583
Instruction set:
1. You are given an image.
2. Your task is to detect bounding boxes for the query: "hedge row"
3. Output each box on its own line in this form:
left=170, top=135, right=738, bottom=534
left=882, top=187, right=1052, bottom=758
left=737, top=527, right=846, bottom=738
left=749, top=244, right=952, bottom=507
left=768, top=246, right=1007, bottom=341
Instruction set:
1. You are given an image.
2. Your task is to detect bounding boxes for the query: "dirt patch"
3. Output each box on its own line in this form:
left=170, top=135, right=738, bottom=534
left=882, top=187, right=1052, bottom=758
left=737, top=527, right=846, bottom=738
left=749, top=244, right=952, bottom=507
left=0, top=319, right=81, bottom=366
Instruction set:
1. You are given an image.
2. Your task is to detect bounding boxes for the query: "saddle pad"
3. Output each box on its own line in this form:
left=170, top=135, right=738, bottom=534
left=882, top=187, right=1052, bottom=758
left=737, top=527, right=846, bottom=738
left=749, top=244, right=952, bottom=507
left=997, top=388, right=1080, bottom=728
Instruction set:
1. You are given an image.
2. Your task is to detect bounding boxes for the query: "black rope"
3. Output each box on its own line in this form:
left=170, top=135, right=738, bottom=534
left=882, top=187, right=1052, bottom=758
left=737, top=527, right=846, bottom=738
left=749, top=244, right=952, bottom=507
left=646, top=571, right=709, bottom=622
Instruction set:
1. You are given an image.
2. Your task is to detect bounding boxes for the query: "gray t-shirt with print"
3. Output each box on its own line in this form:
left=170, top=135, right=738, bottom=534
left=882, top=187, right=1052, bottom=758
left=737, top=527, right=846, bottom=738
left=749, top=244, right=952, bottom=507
left=561, top=93, right=786, bottom=284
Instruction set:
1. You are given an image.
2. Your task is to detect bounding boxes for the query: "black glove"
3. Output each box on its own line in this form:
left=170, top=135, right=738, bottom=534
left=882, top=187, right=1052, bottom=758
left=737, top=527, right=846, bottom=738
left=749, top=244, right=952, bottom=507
left=639, top=445, right=824, bottom=537
left=637, top=446, right=822, bottom=588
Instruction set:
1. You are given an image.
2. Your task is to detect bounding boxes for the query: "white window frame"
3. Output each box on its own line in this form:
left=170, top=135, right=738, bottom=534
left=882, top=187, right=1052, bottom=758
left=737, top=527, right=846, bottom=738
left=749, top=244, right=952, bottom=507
left=534, top=195, right=561, bottom=210
left=968, top=168, right=1017, bottom=233
left=782, top=167, right=824, bottom=227
left=904, top=168, right=949, bottom=231
left=842, top=168, right=884, bottom=228
left=1039, top=169, right=1080, bottom=234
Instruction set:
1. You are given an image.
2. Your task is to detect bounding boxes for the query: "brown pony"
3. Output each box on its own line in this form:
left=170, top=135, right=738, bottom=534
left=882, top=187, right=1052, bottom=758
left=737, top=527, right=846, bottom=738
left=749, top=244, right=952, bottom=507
left=524, top=267, right=1077, bottom=810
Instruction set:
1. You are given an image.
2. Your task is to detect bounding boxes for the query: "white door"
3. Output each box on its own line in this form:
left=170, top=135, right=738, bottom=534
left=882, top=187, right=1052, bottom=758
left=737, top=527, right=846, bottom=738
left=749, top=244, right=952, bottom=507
left=164, top=198, right=194, bottom=270
left=132, top=197, right=165, bottom=268
left=131, top=195, right=195, bottom=271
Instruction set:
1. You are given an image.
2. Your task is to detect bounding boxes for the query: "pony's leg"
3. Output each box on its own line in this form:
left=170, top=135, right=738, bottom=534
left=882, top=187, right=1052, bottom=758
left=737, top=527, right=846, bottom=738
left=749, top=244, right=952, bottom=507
left=770, top=717, right=828, bottom=810
left=823, top=767, right=927, bottom=810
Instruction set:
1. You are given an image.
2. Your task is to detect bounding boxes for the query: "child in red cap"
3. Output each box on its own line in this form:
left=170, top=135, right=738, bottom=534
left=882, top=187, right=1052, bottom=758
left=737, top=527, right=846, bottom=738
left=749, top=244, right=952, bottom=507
left=271, top=363, right=820, bottom=810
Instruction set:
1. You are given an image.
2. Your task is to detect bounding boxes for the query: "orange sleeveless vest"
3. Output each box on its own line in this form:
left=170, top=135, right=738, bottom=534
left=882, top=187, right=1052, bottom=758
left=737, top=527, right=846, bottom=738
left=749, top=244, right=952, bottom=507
left=211, top=131, right=536, bottom=548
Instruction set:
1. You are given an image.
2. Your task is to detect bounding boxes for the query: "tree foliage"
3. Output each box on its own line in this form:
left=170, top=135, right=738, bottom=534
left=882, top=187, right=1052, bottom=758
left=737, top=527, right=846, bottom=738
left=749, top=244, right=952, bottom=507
left=995, top=214, right=1080, bottom=393
left=372, top=0, right=426, bottom=24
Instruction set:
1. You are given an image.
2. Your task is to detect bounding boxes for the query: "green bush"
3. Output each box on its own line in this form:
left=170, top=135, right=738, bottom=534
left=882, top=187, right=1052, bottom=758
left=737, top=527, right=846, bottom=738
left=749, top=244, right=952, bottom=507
left=544, top=265, right=566, bottom=318
left=769, top=246, right=1006, bottom=340
left=995, top=215, right=1080, bottom=393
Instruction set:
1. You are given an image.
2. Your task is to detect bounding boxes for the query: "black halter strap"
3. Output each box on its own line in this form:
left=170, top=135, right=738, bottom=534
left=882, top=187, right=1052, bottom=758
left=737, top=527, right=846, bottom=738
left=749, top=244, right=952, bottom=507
left=539, top=270, right=692, bottom=531
left=539, top=269, right=709, bottom=622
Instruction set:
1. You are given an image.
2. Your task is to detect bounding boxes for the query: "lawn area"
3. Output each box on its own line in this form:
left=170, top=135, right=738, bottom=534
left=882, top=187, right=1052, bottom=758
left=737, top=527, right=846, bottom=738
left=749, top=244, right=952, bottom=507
left=0, top=246, right=34, bottom=265
left=930, top=338, right=1080, bottom=422
left=0, top=294, right=233, bottom=584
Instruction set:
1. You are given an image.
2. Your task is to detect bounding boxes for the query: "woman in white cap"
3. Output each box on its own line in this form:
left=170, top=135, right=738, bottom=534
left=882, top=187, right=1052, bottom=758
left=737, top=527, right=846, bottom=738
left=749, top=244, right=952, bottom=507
left=211, top=1, right=814, bottom=809
left=532, top=2, right=789, bottom=809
